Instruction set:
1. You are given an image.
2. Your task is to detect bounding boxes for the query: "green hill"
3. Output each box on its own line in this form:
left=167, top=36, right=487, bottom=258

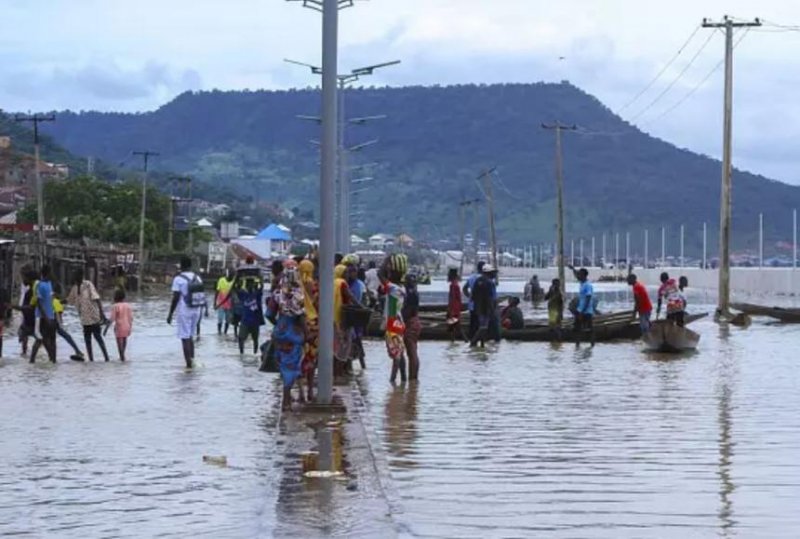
left=36, top=82, right=800, bottom=255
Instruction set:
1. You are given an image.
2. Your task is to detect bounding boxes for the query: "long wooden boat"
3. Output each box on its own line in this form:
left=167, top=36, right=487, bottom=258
left=365, top=311, right=706, bottom=343
left=730, top=302, right=800, bottom=323
left=643, top=321, right=701, bottom=353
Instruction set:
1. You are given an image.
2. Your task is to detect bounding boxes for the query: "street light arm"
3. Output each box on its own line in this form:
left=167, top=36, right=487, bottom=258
left=297, top=114, right=323, bottom=123
left=284, top=58, right=323, bottom=74
left=351, top=59, right=401, bottom=76
left=347, top=138, right=379, bottom=152
left=285, top=0, right=357, bottom=12
left=348, top=115, right=387, bottom=124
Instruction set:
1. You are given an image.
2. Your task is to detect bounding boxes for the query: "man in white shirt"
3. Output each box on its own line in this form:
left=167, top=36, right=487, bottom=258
left=167, top=256, right=204, bottom=368
left=364, top=260, right=381, bottom=307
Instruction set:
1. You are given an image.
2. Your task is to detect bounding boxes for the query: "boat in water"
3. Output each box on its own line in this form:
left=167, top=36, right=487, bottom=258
left=642, top=321, right=701, bottom=353
left=730, top=302, right=800, bottom=323
left=365, top=310, right=706, bottom=344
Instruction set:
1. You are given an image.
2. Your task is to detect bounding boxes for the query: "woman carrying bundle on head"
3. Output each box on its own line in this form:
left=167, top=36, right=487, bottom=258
left=272, top=260, right=307, bottom=411
left=380, top=254, right=408, bottom=384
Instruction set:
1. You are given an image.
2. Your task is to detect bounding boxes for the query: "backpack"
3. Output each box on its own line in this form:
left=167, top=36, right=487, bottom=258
left=178, top=273, right=206, bottom=308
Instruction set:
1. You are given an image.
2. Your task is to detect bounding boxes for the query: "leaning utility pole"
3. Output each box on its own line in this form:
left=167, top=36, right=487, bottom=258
left=542, top=122, right=577, bottom=302
left=133, top=151, right=159, bottom=295
left=477, top=168, right=498, bottom=266
left=14, top=113, right=55, bottom=264
left=702, top=15, right=761, bottom=315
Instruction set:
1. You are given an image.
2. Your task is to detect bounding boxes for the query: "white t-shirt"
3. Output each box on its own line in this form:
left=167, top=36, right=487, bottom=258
left=171, top=271, right=203, bottom=317
left=365, top=268, right=380, bottom=295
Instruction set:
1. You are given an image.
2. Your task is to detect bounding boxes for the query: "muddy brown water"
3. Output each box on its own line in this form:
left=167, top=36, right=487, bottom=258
left=1, top=284, right=798, bottom=537
left=357, top=283, right=800, bottom=538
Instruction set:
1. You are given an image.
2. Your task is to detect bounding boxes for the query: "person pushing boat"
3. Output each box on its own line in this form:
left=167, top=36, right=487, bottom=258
left=627, top=273, right=653, bottom=335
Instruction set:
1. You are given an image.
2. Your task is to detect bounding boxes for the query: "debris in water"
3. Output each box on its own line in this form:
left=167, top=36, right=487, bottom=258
left=203, top=455, right=228, bottom=467
left=303, top=470, right=344, bottom=479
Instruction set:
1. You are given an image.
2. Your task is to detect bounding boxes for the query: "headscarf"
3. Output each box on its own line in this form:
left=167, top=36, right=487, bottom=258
left=298, top=259, right=317, bottom=320
left=342, top=253, right=360, bottom=266
left=277, top=260, right=304, bottom=316
left=333, top=264, right=348, bottom=325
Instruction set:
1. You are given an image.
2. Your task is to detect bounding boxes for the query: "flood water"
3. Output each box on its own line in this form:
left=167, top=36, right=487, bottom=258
left=358, top=281, right=800, bottom=538
left=0, top=299, right=283, bottom=538
left=1, top=282, right=799, bottom=537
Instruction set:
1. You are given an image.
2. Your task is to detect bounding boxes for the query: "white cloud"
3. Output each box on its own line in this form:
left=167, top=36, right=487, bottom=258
left=1, top=0, right=800, bottom=184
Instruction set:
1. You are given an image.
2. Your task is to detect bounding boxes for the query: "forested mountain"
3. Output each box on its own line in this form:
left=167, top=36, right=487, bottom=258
left=37, top=82, right=800, bottom=253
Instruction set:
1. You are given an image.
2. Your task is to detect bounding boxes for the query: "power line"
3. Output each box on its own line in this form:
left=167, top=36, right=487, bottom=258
left=628, top=30, right=718, bottom=122
left=643, top=28, right=751, bottom=126
left=617, top=25, right=701, bottom=114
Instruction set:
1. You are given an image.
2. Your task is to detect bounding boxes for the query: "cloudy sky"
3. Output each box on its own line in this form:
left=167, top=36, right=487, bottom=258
left=2, top=0, right=800, bottom=184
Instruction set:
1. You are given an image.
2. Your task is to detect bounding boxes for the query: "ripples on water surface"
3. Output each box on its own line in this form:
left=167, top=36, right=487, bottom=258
left=1, top=284, right=799, bottom=537
left=359, top=284, right=800, bottom=538
left=0, top=299, right=281, bottom=538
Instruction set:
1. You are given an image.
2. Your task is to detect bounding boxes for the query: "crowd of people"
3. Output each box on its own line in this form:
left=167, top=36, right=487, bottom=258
left=11, top=266, right=133, bottom=364
left=167, top=253, right=424, bottom=410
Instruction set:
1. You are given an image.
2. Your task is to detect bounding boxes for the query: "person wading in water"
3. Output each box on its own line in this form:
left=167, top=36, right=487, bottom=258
left=627, top=273, right=653, bottom=335
left=167, top=256, right=205, bottom=368
left=574, top=267, right=595, bottom=347
left=67, top=269, right=111, bottom=362
left=469, top=264, right=496, bottom=348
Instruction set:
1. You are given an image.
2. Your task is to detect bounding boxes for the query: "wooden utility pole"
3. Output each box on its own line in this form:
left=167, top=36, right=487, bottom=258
left=702, top=16, right=761, bottom=315
left=15, top=113, right=55, bottom=264
left=477, top=167, right=498, bottom=266
left=542, top=123, right=577, bottom=301
left=459, top=198, right=481, bottom=276
left=133, top=150, right=159, bottom=294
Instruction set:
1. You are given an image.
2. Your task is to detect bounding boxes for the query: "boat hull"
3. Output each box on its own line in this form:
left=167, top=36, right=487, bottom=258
left=642, top=322, right=700, bottom=353
left=366, top=311, right=706, bottom=343
left=731, top=302, right=800, bottom=323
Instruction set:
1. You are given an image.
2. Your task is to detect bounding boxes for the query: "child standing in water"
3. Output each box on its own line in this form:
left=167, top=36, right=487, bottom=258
left=109, top=289, right=133, bottom=361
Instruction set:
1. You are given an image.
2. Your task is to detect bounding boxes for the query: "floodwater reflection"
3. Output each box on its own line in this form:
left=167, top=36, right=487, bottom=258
left=360, top=292, right=800, bottom=537
left=384, top=383, right=419, bottom=470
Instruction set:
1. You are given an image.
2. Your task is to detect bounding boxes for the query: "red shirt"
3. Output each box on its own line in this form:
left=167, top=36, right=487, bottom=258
left=633, top=282, right=653, bottom=314
left=448, top=281, right=462, bottom=318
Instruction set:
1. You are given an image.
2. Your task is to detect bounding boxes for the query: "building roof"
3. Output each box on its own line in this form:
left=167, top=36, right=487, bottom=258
left=256, top=223, right=292, bottom=241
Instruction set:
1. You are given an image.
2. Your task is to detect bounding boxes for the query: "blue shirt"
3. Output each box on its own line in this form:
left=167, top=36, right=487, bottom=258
left=577, top=281, right=594, bottom=315
left=36, top=280, right=55, bottom=320
left=349, top=280, right=366, bottom=304
left=238, top=289, right=263, bottom=327
left=465, top=273, right=480, bottom=311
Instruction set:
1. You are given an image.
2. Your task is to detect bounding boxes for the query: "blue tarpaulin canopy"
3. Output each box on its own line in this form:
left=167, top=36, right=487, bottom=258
left=255, top=223, right=291, bottom=241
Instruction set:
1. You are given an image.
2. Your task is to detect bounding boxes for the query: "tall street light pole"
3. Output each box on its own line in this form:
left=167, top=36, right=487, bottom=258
left=288, top=0, right=357, bottom=405
left=287, top=58, right=399, bottom=253
left=15, top=113, right=55, bottom=264
left=133, top=151, right=159, bottom=295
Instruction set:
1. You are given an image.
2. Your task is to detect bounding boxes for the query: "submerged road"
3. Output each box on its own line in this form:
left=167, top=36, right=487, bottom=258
left=0, top=284, right=798, bottom=537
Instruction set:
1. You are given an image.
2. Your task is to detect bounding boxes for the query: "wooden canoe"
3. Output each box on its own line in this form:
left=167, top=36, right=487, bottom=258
left=365, top=311, right=706, bottom=343
left=643, top=321, right=701, bottom=353
left=730, top=302, right=800, bottom=323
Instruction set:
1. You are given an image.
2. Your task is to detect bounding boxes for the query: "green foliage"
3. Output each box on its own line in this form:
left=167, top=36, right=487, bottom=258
left=35, top=83, right=800, bottom=254
left=22, top=176, right=170, bottom=246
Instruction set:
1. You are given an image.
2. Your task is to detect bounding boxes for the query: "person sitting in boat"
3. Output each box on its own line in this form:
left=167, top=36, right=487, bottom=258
left=500, top=297, right=525, bottom=330
left=627, top=273, right=653, bottom=334
left=657, top=272, right=685, bottom=327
